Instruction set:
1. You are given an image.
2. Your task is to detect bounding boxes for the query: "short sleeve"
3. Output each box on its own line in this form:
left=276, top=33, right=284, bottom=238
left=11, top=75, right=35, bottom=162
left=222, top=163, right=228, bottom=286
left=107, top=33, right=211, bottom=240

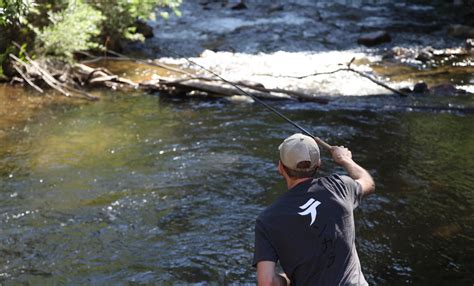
left=252, top=219, right=278, bottom=267
left=338, top=174, right=363, bottom=208
left=322, top=174, right=363, bottom=209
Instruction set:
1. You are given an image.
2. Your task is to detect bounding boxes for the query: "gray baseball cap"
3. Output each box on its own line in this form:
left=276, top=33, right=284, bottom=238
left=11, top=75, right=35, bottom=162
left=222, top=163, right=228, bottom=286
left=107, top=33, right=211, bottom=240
left=279, top=133, right=320, bottom=170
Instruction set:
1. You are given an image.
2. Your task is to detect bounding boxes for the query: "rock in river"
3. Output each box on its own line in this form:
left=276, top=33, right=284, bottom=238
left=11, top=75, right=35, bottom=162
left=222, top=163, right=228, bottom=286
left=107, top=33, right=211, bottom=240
left=416, top=47, right=434, bottom=62
left=448, top=24, right=474, bottom=38
left=135, top=20, right=154, bottom=38
left=429, top=84, right=469, bottom=96
left=413, top=82, right=428, bottom=93
left=357, top=31, right=392, bottom=47
left=229, top=0, right=247, bottom=10
left=465, top=38, right=474, bottom=51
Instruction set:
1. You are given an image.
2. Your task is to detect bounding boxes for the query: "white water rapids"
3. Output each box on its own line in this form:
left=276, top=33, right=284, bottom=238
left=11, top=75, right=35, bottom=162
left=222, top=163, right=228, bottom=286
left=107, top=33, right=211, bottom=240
left=161, top=50, right=412, bottom=97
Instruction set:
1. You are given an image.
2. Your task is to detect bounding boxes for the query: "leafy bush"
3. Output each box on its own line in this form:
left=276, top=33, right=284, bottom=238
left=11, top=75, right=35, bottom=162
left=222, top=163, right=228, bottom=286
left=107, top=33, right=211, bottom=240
left=0, top=0, right=33, bottom=27
left=34, top=1, right=104, bottom=58
left=0, top=0, right=35, bottom=77
left=0, top=0, right=181, bottom=74
left=90, top=0, right=181, bottom=47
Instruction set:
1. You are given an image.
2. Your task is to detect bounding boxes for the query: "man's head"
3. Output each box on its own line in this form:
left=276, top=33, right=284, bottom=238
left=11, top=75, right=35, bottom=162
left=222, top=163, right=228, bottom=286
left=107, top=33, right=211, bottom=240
left=278, top=133, right=321, bottom=179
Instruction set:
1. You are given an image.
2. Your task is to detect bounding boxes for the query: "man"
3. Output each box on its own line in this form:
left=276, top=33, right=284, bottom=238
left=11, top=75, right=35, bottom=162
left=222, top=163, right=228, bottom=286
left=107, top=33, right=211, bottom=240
left=253, top=133, right=375, bottom=285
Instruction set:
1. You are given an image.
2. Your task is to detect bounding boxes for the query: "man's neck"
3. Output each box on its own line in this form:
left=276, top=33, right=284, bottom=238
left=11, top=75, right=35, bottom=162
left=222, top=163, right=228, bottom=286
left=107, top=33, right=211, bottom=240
left=286, top=177, right=312, bottom=190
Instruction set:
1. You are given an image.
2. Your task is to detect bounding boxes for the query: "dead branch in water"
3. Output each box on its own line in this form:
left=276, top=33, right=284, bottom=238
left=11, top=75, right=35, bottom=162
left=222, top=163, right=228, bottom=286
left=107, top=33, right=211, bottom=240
left=168, top=77, right=330, bottom=103
left=262, top=57, right=410, bottom=97
left=10, top=58, right=44, bottom=94
left=140, top=76, right=292, bottom=100
left=9, top=53, right=99, bottom=101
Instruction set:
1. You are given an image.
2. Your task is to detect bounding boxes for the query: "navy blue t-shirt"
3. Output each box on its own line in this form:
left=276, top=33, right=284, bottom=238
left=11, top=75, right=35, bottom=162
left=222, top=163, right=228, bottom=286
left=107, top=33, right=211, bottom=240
left=253, top=174, right=368, bottom=286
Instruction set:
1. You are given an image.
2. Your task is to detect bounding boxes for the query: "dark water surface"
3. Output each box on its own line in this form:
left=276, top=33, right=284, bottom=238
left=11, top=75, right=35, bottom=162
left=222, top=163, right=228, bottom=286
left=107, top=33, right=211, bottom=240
left=0, top=89, right=473, bottom=284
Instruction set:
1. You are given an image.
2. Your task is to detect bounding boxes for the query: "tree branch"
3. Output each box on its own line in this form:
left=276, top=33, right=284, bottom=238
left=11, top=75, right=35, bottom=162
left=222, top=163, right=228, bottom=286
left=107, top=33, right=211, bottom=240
left=10, top=63, right=44, bottom=94
left=257, top=58, right=410, bottom=97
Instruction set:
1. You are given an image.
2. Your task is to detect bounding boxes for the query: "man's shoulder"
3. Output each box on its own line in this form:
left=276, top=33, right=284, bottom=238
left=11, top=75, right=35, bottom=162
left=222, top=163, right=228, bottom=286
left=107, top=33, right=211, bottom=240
left=257, top=199, right=283, bottom=222
left=318, top=173, right=356, bottom=189
left=318, top=173, right=363, bottom=209
left=320, top=173, right=346, bottom=181
left=257, top=192, right=295, bottom=223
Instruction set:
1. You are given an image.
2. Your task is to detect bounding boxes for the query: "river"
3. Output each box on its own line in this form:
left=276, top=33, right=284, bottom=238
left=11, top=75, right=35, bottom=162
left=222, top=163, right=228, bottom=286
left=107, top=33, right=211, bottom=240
left=1, top=0, right=473, bottom=285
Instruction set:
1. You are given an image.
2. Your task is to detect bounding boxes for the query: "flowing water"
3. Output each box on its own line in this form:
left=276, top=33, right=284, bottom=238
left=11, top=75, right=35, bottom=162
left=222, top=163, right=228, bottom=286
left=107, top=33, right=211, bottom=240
left=1, top=0, right=474, bottom=285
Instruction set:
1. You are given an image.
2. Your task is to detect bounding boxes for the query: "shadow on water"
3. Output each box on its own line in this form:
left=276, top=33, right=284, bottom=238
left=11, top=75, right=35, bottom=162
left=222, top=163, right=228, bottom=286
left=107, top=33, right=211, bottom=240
left=0, top=87, right=473, bottom=284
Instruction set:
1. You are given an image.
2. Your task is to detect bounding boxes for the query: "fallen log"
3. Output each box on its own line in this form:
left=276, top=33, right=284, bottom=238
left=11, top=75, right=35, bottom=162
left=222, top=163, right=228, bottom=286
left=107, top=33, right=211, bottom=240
left=140, top=77, right=292, bottom=101
left=167, top=76, right=330, bottom=103
left=11, top=64, right=44, bottom=94
left=72, top=63, right=139, bottom=88
left=235, top=81, right=330, bottom=103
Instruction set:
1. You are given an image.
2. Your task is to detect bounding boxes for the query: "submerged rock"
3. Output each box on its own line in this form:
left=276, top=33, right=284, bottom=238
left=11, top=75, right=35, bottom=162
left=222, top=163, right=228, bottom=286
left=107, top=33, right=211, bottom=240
left=415, top=47, right=434, bottom=62
left=357, top=31, right=391, bottom=47
left=382, top=46, right=415, bottom=60
left=465, top=38, right=474, bottom=51
left=225, top=95, right=254, bottom=103
left=199, top=49, right=216, bottom=58
left=268, top=4, right=284, bottom=13
left=429, top=84, right=467, bottom=96
left=383, top=45, right=471, bottom=66
left=229, top=0, right=247, bottom=10
left=447, top=24, right=474, bottom=38
left=413, top=82, right=428, bottom=93
left=399, top=87, right=412, bottom=94
left=404, top=82, right=470, bottom=97
left=463, top=12, right=474, bottom=26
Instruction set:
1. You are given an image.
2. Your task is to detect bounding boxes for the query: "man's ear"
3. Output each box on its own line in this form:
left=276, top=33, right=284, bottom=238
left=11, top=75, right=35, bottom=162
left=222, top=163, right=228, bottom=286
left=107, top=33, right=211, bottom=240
left=278, top=161, right=290, bottom=180
left=278, top=160, right=284, bottom=176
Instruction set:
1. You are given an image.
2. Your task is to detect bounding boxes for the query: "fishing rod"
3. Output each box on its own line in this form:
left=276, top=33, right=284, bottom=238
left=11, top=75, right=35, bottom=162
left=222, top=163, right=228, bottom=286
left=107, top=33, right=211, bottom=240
left=179, top=56, right=333, bottom=151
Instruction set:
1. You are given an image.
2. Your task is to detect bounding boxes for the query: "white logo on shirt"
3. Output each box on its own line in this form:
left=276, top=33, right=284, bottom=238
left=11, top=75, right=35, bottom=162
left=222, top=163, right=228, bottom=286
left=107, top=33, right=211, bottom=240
left=298, top=198, right=321, bottom=226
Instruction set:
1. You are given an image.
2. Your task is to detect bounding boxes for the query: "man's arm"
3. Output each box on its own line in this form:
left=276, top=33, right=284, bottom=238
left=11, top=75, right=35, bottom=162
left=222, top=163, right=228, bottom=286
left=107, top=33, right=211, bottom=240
left=257, top=261, right=290, bottom=286
left=331, top=146, right=375, bottom=196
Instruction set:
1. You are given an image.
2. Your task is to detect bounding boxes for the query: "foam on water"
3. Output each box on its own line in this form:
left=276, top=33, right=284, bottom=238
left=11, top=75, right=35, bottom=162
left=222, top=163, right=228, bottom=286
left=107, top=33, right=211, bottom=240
left=457, top=85, right=474, bottom=93
left=162, top=50, right=413, bottom=97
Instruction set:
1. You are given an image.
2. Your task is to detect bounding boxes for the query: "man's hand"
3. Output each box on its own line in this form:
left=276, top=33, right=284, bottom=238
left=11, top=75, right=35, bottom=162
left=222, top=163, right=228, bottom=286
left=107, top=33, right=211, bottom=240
left=330, top=145, right=375, bottom=196
left=331, top=146, right=353, bottom=165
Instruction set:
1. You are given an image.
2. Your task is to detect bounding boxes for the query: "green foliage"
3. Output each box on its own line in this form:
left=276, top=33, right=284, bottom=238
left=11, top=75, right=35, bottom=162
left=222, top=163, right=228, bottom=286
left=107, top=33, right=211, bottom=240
left=0, top=0, right=34, bottom=27
left=0, top=51, right=8, bottom=78
left=0, top=0, right=35, bottom=77
left=90, top=0, right=182, bottom=45
left=156, top=0, right=182, bottom=19
left=0, top=0, right=181, bottom=73
left=35, top=1, right=104, bottom=58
